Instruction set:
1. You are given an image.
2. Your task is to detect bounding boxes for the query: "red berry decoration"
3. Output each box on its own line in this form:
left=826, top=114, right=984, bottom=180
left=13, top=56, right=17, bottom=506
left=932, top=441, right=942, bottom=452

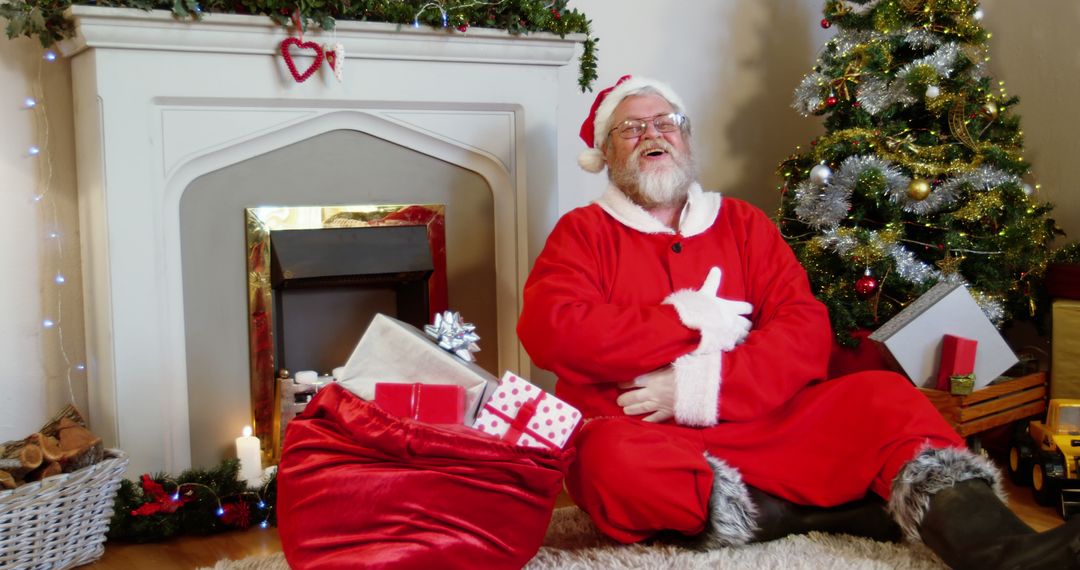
left=826, top=95, right=839, bottom=107
left=821, top=19, right=831, bottom=29
left=854, top=275, right=879, bottom=299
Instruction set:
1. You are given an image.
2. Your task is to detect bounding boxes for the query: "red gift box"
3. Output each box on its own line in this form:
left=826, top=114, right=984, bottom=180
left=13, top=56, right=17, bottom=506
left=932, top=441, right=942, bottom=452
left=473, top=372, right=581, bottom=449
left=935, top=334, right=978, bottom=391
left=374, top=383, right=465, bottom=424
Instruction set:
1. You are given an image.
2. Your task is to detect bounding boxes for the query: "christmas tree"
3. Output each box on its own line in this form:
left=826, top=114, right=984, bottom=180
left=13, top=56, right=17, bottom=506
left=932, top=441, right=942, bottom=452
left=777, top=0, right=1064, bottom=346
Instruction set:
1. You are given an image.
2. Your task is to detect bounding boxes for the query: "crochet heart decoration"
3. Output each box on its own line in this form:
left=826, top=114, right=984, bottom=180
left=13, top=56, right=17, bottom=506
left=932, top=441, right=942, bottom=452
left=324, top=42, right=345, bottom=82
left=280, top=37, right=324, bottom=83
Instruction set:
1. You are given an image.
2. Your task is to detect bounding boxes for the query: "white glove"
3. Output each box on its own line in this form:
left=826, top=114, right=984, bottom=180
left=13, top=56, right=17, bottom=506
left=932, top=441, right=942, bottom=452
left=664, top=267, right=753, bottom=353
left=616, top=366, right=676, bottom=423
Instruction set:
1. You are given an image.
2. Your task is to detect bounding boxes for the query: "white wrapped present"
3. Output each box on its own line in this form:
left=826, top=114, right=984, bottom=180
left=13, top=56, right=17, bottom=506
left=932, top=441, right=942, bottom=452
left=337, top=313, right=498, bottom=424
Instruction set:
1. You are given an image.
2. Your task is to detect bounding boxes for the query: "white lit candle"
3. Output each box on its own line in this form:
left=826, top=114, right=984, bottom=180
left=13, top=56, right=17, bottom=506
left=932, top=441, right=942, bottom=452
left=235, top=426, right=263, bottom=482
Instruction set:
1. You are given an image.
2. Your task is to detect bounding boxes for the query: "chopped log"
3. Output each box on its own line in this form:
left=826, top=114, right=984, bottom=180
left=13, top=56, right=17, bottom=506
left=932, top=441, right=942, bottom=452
left=26, top=433, right=63, bottom=462
left=0, top=469, right=15, bottom=490
left=25, top=461, right=62, bottom=482
left=58, top=422, right=103, bottom=473
left=20, top=443, right=43, bottom=472
left=0, top=442, right=43, bottom=479
left=0, top=458, right=22, bottom=472
left=38, top=405, right=89, bottom=438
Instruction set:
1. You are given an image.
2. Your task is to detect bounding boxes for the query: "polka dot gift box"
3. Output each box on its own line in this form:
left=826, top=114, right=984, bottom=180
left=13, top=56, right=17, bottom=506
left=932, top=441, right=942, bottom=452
left=473, top=371, right=582, bottom=450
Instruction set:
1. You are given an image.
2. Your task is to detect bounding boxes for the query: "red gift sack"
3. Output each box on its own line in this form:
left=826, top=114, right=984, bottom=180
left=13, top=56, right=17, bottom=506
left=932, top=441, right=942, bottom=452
left=277, top=383, right=575, bottom=569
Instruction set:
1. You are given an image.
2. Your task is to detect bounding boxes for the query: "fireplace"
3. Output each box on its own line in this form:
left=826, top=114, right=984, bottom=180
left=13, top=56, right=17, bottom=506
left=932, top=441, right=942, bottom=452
left=59, top=6, right=583, bottom=476
left=243, top=201, right=451, bottom=462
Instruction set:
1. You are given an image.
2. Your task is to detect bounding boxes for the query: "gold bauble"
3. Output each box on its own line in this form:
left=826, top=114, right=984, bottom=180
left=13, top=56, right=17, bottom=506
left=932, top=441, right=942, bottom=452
left=907, top=178, right=932, bottom=201
left=981, top=101, right=999, bottom=120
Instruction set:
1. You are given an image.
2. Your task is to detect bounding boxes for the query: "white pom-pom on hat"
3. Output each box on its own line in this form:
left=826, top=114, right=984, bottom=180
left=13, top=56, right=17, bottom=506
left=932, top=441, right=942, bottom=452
left=577, top=148, right=606, bottom=173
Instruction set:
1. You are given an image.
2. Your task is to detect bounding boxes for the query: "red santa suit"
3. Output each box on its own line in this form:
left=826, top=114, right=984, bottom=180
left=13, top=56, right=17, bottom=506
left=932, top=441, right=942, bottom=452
left=517, top=183, right=964, bottom=544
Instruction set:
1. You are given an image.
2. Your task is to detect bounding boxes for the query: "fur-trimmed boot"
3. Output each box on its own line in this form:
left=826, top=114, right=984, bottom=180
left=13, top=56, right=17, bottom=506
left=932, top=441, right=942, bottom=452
left=748, top=487, right=902, bottom=543
left=666, top=454, right=902, bottom=550
left=890, top=446, right=1080, bottom=570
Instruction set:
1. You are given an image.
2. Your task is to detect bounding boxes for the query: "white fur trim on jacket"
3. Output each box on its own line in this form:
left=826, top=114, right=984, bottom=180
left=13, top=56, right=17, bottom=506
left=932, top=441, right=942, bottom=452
left=663, top=266, right=752, bottom=426
left=672, top=351, right=721, bottom=427
left=888, top=444, right=1006, bottom=544
left=595, top=182, right=721, bottom=237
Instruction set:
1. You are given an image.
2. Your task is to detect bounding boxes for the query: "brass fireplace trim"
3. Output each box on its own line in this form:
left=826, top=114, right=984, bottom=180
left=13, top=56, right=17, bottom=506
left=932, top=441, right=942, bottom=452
left=244, top=204, right=446, bottom=463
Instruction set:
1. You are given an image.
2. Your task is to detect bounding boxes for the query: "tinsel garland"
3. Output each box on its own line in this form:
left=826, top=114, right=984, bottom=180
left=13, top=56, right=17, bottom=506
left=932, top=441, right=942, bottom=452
left=0, top=0, right=599, bottom=91
left=108, top=458, right=277, bottom=543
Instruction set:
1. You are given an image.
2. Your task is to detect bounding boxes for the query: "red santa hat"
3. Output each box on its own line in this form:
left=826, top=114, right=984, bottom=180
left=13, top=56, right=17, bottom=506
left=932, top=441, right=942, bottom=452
left=577, top=75, right=687, bottom=173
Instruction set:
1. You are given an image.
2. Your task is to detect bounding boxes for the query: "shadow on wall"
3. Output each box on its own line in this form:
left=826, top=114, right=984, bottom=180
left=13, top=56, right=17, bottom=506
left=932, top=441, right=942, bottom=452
left=716, top=0, right=824, bottom=215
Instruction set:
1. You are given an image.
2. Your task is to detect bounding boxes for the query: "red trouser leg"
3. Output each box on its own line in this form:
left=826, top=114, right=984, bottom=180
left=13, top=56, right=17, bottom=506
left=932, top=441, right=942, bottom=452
left=565, top=371, right=965, bottom=541
left=701, top=370, right=965, bottom=505
left=565, top=417, right=713, bottom=544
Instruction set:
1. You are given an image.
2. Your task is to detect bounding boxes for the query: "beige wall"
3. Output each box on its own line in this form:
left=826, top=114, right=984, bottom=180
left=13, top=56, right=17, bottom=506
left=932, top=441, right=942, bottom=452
left=0, top=35, right=84, bottom=440
left=1, top=0, right=1077, bottom=439
left=981, top=0, right=1080, bottom=246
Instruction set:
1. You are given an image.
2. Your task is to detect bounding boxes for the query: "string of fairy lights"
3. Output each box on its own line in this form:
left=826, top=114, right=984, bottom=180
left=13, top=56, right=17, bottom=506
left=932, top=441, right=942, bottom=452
left=410, top=0, right=556, bottom=29
left=22, top=47, right=85, bottom=408
left=19, top=45, right=278, bottom=532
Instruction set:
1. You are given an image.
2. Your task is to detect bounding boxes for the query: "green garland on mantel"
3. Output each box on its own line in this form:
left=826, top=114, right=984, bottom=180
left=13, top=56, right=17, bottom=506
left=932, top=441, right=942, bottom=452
left=0, top=0, right=598, bottom=91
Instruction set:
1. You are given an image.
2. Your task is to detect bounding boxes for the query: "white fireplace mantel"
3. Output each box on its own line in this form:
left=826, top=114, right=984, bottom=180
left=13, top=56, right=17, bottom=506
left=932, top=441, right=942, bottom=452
left=59, top=6, right=583, bottom=476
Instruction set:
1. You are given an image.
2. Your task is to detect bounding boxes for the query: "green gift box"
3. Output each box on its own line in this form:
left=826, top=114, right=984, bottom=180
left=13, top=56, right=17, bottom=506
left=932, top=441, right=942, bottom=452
left=950, top=374, right=975, bottom=395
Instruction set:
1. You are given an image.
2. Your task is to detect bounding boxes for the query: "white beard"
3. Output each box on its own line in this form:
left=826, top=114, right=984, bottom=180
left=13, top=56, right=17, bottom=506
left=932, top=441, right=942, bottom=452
left=609, top=139, right=696, bottom=208
left=637, top=165, right=692, bottom=206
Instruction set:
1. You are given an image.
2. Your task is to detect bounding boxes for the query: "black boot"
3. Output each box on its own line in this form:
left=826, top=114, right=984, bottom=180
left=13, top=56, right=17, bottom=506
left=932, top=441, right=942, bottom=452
left=748, top=487, right=902, bottom=543
left=655, top=453, right=902, bottom=550
left=891, top=446, right=1080, bottom=570
left=919, top=478, right=1080, bottom=570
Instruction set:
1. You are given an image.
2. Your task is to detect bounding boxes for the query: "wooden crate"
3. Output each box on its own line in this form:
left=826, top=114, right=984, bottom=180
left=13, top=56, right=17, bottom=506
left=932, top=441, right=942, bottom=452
left=918, top=371, right=1047, bottom=437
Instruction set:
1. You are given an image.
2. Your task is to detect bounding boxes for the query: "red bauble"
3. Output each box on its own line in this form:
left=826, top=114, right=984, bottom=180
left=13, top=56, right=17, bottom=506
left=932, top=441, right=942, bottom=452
left=826, top=96, right=839, bottom=107
left=457, top=24, right=469, bottom=32
left=854, top=275, right=879, bottom=299
left=821, top=19, right=831, bottom=29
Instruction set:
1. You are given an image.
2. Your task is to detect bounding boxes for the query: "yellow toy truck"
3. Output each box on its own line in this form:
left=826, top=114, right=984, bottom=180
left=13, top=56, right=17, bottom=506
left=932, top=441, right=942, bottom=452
left=1008, top=399, right=1080, bottom=519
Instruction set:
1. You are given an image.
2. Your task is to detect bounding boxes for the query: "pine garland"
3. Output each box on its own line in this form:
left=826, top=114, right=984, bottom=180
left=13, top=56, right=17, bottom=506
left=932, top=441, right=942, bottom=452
left=108, top=458, right=277, bottom=543
left=0, top=0, right=599, bottom=91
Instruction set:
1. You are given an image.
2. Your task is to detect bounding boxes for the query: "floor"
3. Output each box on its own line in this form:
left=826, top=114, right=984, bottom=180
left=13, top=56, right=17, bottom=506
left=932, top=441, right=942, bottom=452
left=85, top=470, right=1064, bottom=570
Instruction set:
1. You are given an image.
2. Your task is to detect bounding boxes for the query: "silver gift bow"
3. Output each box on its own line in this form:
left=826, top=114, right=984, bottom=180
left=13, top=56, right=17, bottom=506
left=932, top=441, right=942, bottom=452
left=424, top=311, right=481, bottom=362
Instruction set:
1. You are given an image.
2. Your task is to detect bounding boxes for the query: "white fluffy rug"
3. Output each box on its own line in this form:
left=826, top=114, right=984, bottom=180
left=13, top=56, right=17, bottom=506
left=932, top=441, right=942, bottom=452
left=200, top=507, right=946, bottom=569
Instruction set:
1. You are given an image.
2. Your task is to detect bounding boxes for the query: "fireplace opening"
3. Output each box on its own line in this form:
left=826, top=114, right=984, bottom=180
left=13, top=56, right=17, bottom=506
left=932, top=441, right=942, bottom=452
left=179, top=128, right=497, bottom=470
left=245, top=203, right=449, bottom=459
left=269, top=224, right=433, bottom=377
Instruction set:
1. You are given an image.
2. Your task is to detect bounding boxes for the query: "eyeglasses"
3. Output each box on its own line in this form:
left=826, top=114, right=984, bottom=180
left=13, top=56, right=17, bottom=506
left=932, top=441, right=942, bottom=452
left=609, top=112, right=688, bottom=139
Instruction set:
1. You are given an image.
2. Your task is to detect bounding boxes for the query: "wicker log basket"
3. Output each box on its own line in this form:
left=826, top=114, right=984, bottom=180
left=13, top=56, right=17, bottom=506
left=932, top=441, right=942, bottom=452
left=0, top=449, right=128, bottom=570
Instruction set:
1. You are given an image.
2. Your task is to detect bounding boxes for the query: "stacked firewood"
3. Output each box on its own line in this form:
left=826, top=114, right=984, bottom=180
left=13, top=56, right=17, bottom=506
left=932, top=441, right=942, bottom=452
left=0, top=405, right=103, bottom=490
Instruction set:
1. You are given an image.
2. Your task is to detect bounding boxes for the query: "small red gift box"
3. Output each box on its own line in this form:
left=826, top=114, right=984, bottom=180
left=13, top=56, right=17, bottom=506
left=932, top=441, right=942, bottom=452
left=374, top=383, right=465, bottom=424
left=935, top=334, right=978, bottom=391
left=472, top=372, right=581, bottom=450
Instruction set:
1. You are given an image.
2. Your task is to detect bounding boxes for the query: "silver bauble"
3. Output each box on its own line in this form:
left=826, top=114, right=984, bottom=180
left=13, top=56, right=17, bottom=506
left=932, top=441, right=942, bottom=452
left=809, top=163, right=833, bottom=186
